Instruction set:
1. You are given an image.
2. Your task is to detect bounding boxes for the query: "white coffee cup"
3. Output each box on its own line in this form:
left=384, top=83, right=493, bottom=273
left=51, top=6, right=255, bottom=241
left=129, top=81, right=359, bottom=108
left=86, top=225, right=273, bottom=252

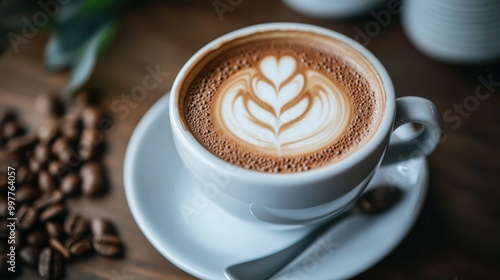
left=281, top=0, right=388, bottom=19
left=169, top=23, right=442, bottom=226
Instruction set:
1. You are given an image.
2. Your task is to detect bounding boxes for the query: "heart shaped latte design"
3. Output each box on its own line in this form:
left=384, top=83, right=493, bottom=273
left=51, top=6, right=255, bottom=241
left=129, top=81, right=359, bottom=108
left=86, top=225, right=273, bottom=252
left=216, top=55, right=350, bottom=157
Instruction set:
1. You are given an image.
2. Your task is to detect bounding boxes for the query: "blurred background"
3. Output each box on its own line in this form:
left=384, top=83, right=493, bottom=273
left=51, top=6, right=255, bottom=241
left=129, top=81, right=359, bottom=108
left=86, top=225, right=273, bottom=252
left=0, top=0, right=499, bottom=279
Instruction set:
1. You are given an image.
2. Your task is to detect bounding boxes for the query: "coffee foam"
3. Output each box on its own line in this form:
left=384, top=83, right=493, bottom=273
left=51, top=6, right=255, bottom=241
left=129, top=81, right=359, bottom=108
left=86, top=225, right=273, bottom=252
left=216, top=55, right=351, bottom=157
left=181, top=33, right=384, bottom=173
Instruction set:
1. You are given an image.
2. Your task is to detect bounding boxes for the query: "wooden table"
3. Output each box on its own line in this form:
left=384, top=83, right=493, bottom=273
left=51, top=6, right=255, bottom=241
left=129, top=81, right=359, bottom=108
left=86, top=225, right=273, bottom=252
left=1, top=0, right=499, bottom=279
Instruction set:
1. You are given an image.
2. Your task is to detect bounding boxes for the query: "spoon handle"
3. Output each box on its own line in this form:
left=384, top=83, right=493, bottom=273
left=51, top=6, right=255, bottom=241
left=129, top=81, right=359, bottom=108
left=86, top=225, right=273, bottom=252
left=224, top=210, right=353, bottom=280
left=225, top=186, right=402, bottom=280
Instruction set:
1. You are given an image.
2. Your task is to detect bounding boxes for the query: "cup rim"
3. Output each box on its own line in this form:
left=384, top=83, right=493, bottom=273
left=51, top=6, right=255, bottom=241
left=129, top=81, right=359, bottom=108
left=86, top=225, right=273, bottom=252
left=169, top=22, right=395, bottom=185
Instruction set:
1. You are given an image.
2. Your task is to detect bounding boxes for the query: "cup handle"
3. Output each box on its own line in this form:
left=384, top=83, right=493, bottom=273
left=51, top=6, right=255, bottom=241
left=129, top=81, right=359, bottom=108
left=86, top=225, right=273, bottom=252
left=381, top=96, right=442, bottom=165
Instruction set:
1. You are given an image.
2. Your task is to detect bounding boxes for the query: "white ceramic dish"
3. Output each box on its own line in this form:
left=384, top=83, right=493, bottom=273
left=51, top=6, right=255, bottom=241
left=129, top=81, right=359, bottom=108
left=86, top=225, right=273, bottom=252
left=281, top=0, right=387, bottom=19
left=402, top=0, right=500, bottom=63
left=124, top=94, right=429, bottom=280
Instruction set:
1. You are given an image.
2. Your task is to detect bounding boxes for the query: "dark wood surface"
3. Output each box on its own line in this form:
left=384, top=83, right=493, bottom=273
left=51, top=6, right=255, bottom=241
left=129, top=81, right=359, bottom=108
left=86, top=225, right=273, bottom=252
left=1, top=0, right=499, bottom=279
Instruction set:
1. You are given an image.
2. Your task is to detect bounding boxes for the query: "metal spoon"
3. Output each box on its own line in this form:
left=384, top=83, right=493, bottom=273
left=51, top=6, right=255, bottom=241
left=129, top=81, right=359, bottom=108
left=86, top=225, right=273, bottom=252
left=224, top=186, right=403, bottom=280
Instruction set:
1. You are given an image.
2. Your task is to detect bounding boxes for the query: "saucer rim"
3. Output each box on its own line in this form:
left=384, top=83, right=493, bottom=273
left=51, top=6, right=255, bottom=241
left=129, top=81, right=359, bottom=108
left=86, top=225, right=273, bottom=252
left=124, top=94, right=429, bottom=280
left=123, top=94, right=203, bottom=277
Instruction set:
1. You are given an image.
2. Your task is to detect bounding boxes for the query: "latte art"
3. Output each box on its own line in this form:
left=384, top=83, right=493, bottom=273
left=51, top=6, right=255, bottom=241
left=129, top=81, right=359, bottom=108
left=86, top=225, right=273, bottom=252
left=182, top=36, right=383, bottom=173
left=217, top=56, right=350, bottom=156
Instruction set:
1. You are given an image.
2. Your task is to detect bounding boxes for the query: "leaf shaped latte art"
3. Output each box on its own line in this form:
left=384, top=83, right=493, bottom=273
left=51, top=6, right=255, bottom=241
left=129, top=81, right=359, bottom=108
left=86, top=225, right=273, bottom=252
left=216, top=55, right=350, bottom=157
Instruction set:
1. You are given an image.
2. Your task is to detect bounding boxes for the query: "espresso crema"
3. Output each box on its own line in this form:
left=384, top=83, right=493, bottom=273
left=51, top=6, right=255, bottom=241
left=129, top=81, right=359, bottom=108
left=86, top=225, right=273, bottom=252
left=180, top=31, right=384, bottom=173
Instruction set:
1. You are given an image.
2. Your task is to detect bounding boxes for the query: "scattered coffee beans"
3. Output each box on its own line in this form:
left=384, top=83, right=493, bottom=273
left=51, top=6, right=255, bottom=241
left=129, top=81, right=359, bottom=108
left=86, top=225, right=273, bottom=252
left=37, top=119, right=60, bottom=144
left=38, top=247, right=63, bottom=280
left=35, top=92, right=64, bottom=117
left=67, top=237, right=93, bottom=257
left=46, top=222, right=64, bottom=239
left=26, top=229, right=48, bottom=247
left=0, top=92, right=123, bottom=279
left=60, top=173, right=81, bottom=197
left=49, top=238, right=71, bottom=261
left=90, top=217, right=116, bottom=236
left=93, top=234, right=123, bottom=258
left=40, top=204, right=66, bottom=222
left=64, top=213, right=88, bottom=237
left=17, top=205, right=38, bottom=230
left=16, top=185, right=40, bottom=204
left=20, top=246, right=41, bottom=268
left=80, top=162, right=107, bottom=197
left=39, top=170, right=58, bottom=193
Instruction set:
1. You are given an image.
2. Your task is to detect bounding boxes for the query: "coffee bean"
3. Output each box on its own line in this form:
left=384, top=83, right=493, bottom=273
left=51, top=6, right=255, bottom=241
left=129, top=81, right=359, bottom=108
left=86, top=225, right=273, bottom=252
left=0, top=175, right=7, bottom=193
left=0, top=220, right=8, bottom=235
left=6, top=134, right=37, bottom=154
left=16, top=185, right=40, bottom=204
left=51, top=138, right=67, bottom=155
left=0, top=253, right=9, bottom=275
left=64, top=127, right=81, bottom=144
left=20, top=245, right=41, bottom=268
left=68, top=237, right=93, bottom=257
left=0, top=198, right=8, bottom=218
left=64, top=213, right=88, bottom=237
left=60, top=173, right=80, bottom=197
left=90, top=218, right=116, bottom=236
left=17, top=205, right=38, bottom=230
left=15, top=229, right=23, bottom=249
left=71, top=95, right=88, bottom=115
left=37, top=119, right=60, bottom=144
left=29, top=157, right=43, bottom=173
left=60, top=113, right=82, bottom=143
left=40, top=204, right=66, bottom=222
left=2, top=120, right=24, bottom=139
left=61, top=113, right=81, bottom=129
left=33, top=190, right=64, bottom=211
left=17, top=165, right=36, bottom=185
left=49, top=238, right=71, bottom=261
left=80, top=162, right=107, bottom=197
left=36, top=93, right=64, bottom=117
left=2, top=88, right=125, bottom=274
left=38, top=170, right=57, bottom=193
left=48, top=161, right=70, bottom=179
left=77, top=141, right=94, bottom=162
left=46, top=222, right=64, bottom=239
left=0, top=109, right=16, bottom=127
left=79, top=129, right=103, bottom=161
left=34, top=143, right=52, bottom=166
left=93, top=234, right=122, bottom=258
left=81, top=177, right=105, bottom=197
left=26, top=229, right=48, bottom=247
left=81, top=106, right=104, bottom=128
left=4, top=151, right=24, bottom=169
left=38, top=247, right=64, bottom=280
left=63, top=235, right=79, bottom=248
left=73, top=89, right=99, bottom=109
left=52, top=138, right=80, bottom=167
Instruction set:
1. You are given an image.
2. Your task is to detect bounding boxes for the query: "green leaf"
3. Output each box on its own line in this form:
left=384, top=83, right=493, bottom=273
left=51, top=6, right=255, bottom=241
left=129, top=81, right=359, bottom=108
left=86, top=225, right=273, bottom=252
left=56, top=0, right=86, bottom=23
left=61, top=21, right=117, bottom=98
left=44, top=3, right=117, bottom=70
left=79, top=0, right=121, bottom=16
left=44, top=32, right=79, bottom=70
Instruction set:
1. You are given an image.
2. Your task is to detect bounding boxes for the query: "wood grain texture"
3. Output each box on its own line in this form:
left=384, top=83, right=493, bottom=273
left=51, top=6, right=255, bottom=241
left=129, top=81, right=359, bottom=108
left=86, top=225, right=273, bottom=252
left=1, top=0, right=499, bottom=279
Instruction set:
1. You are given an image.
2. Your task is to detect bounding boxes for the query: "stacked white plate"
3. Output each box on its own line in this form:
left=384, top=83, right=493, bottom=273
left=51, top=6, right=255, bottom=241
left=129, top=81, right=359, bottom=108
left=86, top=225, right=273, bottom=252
left=402, top=0, right=500, bottom=64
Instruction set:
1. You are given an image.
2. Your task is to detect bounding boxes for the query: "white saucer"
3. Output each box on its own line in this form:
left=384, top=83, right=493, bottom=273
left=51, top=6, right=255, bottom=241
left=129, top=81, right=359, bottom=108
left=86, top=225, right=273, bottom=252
left=124, top=94, right=428, bottom=280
